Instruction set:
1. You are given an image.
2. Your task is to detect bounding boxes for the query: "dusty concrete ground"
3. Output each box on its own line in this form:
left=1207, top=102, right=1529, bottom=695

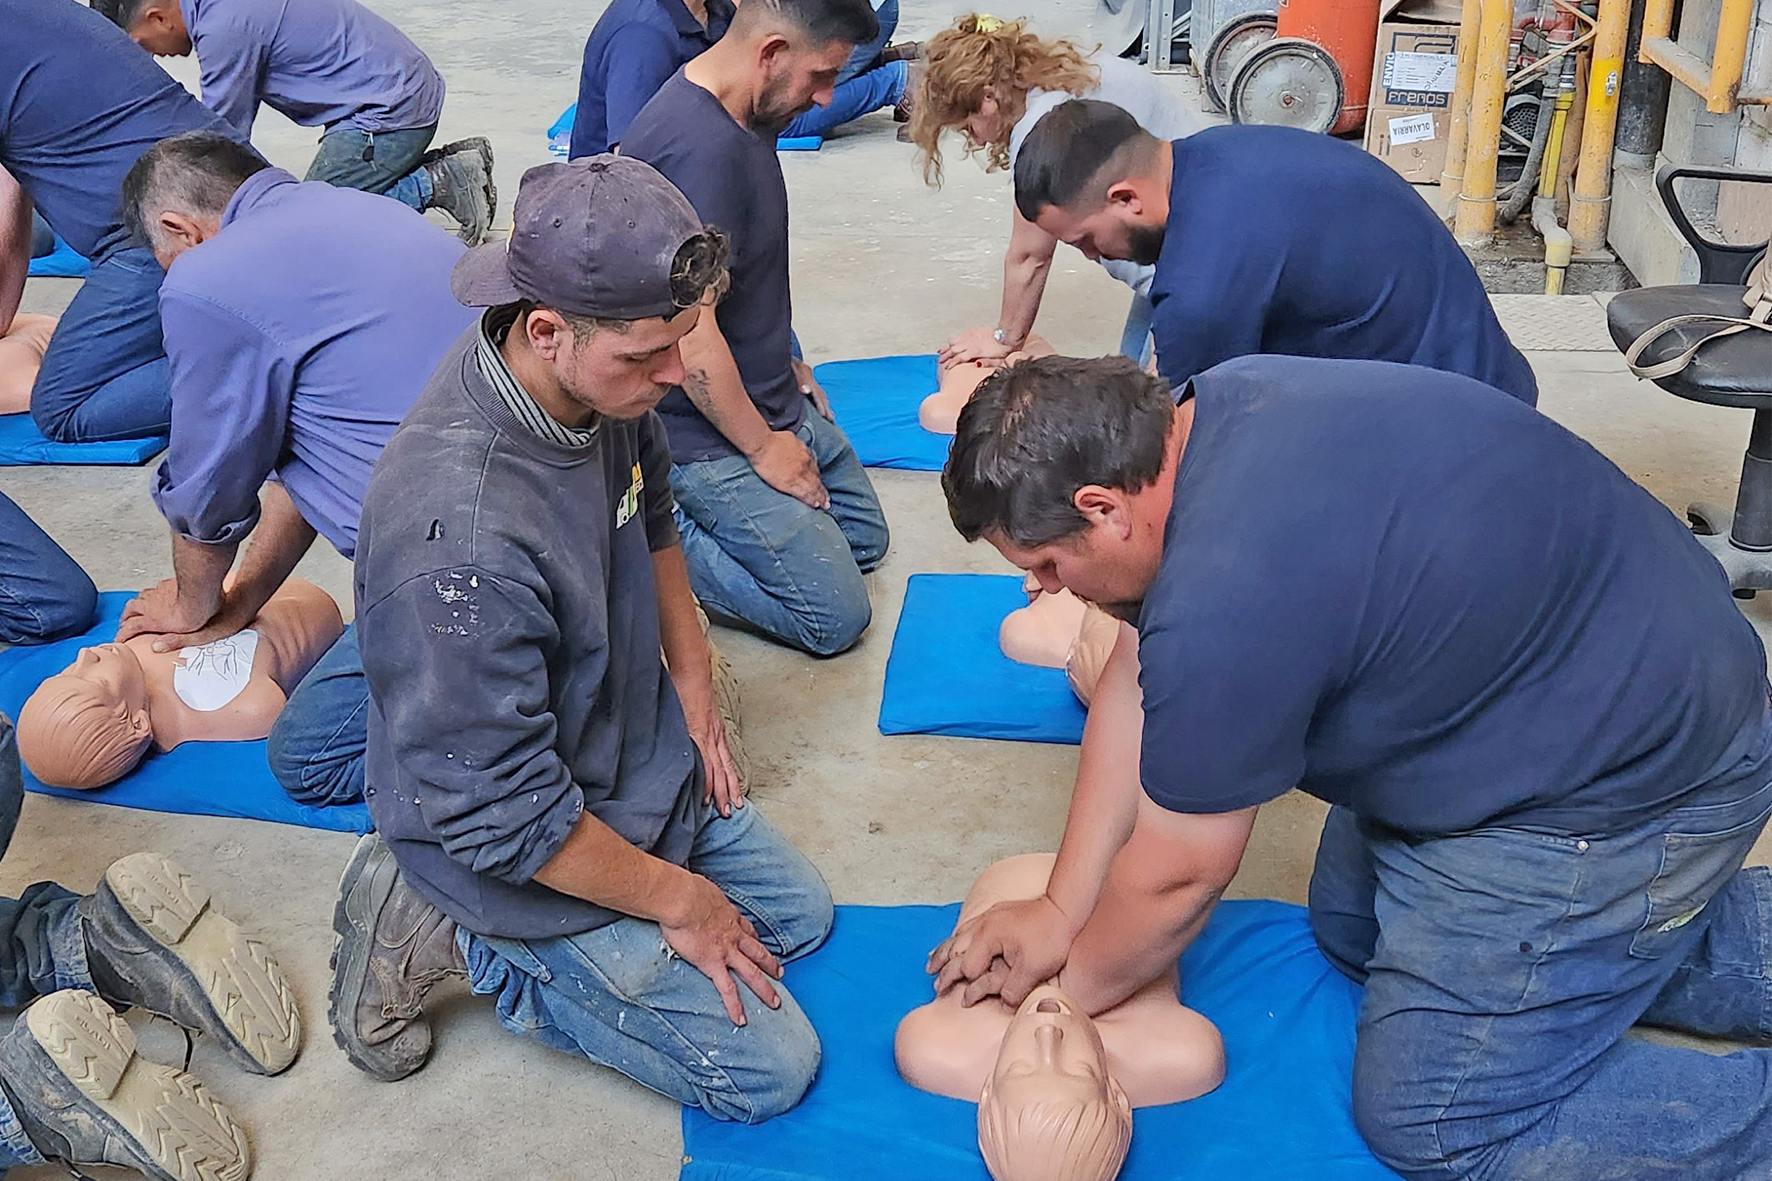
left=3, top=2, right=1769, bottom=1176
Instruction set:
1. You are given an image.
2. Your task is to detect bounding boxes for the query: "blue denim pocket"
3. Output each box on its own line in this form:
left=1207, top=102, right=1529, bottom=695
left=1630, top=781, right=1772, bottom=959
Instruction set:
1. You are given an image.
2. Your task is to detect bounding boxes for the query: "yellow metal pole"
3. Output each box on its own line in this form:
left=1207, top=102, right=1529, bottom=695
left=1453, top=0, right=1513, bottom=245
left=1569, top=0, right=1631, bottom=251
left=1539, top=89, right=1574, bottom=196
left=1440, top=0, right=1485, bottom=200
left=1708, top=0, right=1755, bottom=111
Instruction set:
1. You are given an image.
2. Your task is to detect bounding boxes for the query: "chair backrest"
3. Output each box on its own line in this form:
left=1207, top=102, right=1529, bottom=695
left=1656, top=165, right=1772, bottom=284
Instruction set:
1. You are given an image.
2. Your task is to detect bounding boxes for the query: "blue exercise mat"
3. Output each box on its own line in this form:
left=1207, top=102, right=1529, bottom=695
left=546, top=103, right=820, bottom=154
left=880, top=573, right=1086, bottom=744
left=682, top=898, right=1398, bottom=1181
left=0, top=414, right=166, bottom=466
left=815, top=354, right=950, bottom=472
left=28, top=236, right=89, bottom=279
left=777, top=135, right=823, bottom=151
left=0, top=594, right=372, bottom=834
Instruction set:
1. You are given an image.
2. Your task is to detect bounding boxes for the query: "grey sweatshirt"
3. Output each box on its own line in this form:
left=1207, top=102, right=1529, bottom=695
left=354, top=327, right=700, bottom=939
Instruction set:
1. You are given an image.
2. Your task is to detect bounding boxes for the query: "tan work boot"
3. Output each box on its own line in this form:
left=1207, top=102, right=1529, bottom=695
left=327, top=835, right=464, bottom=1082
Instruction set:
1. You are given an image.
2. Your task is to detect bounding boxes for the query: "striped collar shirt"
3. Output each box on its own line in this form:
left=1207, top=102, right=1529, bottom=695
left=475, top=307, right=599, bottom=448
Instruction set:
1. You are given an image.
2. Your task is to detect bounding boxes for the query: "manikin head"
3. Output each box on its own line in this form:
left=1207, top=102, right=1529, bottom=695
left=977, top=986, right=1133, bottom=1181
left=16, top=645, right=154, bottom=789
left=451, top=158, right=730, bottom=425
left=907, top=15, right=1099, bottom=186
left=1014, top=100, right=1170, bottom=267
left=121, top=132, right=269, bottom=270
left=99, top=0, right=194, bottom=56
left=944, top=356, right=1185, bottom=623
left=710, top=0, right=879, bottom=135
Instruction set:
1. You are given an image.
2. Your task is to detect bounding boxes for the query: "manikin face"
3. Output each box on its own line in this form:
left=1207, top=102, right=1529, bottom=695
left=127, top=2, right=194, bottom=56
left=993, top=988, right=1114, bottom=1100
left=63, top=644, right=151, bottom=719
left=1031, top=195, right=1165, bottom=267
left=548, top=304, right=701, bottom=421
left=754, top=37, right=853, bottom=134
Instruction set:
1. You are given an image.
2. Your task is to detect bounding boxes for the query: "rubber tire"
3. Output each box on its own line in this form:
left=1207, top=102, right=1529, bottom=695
left=1225, top=35, right=1345, bottom=134
left=1202, top=11, right=1278, bottom=112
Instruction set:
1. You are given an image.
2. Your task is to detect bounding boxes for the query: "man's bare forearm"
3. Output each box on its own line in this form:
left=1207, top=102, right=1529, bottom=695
left=168, top=534, right=240, bottom=625
left=0, top=167, right=32, bottom=335
left=533, top=809, right=699, bottom=925
left=1043, top=625, right=1145, bottom=927
left=678, top=309, right=771, bottom=457
left=226, top=483, right=318, bottom=616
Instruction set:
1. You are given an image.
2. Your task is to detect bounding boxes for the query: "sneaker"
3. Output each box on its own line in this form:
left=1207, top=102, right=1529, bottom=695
left=421, top=138, right=496, bottom=246
left=81, top=854, right=301, bottom=1077
left=328, top=835, right=464, bottom=1082
left=0, top=990, right=251, bottom=1181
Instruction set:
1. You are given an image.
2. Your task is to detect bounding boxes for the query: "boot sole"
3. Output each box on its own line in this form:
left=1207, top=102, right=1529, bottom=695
left=103, top=854, right=301, bottom=1076
left=23, top=990, right=251, bottom=1181
left=327, top=835, right=422, bottom=1082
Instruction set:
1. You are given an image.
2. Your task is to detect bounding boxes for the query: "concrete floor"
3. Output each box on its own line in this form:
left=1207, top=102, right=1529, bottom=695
left=4, top=2, right=1770, bottom=1176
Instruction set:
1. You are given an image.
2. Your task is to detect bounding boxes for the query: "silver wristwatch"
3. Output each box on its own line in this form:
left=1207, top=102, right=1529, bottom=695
left=992, top=327, right=1021, bottom=348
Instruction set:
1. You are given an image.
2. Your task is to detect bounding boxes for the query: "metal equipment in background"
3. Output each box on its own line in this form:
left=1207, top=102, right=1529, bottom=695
left=1198, top=0, right=1381, bottom=135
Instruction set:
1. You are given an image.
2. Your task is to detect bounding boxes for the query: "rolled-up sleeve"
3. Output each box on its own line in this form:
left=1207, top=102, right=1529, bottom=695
left=359, top=566, right=588, bottom=886
left=638, top=411, right=678, bottom=552
left=150, top=290, right=293, bottom=547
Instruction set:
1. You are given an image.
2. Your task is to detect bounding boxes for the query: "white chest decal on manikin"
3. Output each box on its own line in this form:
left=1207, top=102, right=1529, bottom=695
left=173, top=630, right=260, bottom=712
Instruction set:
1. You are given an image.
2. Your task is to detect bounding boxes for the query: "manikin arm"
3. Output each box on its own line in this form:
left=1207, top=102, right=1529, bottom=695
left=677, top=295, right=827, bottom=509
left=1059, top=796, right=1256, bottom=1017
left=0, top=167, right=31, bottom=339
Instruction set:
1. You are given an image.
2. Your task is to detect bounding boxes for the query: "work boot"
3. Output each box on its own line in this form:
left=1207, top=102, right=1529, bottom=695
left=421, top=137, right=496, bottom=246
left=880, top=40, right=922, bottom=63
left=0, top=989, right=251, bottom=1181
left=81, top=854, right=302, bottom=1077
left=328, top=835, right=465, bottom=1082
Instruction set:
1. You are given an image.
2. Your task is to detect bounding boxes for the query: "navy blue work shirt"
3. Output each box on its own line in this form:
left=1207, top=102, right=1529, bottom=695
left=1148, top=126, right=1538, bottom=406
left=1137, top=355, right=1771, bottom=837
left=569, top=0, right=732, bottom=157
left=0, top=0, right=241, bottom=260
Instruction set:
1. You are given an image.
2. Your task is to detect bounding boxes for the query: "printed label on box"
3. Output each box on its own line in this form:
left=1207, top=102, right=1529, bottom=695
left=1383, top=50, right=1458, bottom=91
left=1388, top=112, right=1437, bottom=145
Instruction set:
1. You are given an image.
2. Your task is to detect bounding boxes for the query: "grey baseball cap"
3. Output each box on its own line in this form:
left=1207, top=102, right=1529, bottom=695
left=452, top=155, right=707, bottom=319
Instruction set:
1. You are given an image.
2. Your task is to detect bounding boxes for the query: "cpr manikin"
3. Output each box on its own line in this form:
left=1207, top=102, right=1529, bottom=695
left=1065, top=607, right=1123, bottom=707
left=1000, top=576, right=1121, bottom=707
left=921, top=334, right=1054, bottom=434
left=896, top=855, right=1226, bottom=1181
left=16, top=579, right=344, bottom=788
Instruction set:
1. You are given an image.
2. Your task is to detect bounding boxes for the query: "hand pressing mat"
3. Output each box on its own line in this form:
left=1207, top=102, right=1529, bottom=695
left=0, top=594, right=372, bottom=834
left=0, top=414, right=166, bottom=466
left=681, top=899, right=1399, bottom=1181
left=814, top=354, right=950, bottom=471
left=880, top=573, right=1086, bottom=744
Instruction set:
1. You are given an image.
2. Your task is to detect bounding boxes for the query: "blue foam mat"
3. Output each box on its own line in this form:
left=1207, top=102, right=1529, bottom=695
left=814, top=354, right=950, bottom=471
left=682, top=899, right=1398, bottom=1181
left=28, top=236, right=89, bottom=279
left=546, top=102, right=821, bottom=155
left=0, top=414, right=166, bottom=466
left=880, top=573, right=1086, bottom=744
left=0, top=594, right=372, bottom=834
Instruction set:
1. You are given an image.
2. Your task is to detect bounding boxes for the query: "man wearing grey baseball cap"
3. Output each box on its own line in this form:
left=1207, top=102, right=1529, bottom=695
left=330, top=156, right=836, bottom=1122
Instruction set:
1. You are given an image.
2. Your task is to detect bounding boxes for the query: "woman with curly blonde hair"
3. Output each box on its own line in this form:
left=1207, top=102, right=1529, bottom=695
left=908, top=15, right=1203, bottom=365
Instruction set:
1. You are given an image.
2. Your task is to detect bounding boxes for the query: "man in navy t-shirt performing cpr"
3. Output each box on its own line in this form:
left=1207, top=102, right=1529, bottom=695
left=932, top=354, right=1772, bottom=1179
left=1012, top=101, right=1538, bottom=405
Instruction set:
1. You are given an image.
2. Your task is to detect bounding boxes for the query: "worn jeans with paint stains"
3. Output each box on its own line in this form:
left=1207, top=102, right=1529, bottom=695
left=1308, top=761, right=1772, bottom=1181
left=670, top=411, right=888, bottom=657
left=459, top=800, right=833, bottom=1123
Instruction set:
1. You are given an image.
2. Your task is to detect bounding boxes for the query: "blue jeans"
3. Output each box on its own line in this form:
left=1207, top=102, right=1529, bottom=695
left=670, top=411, right=888, bottom=656
left=30, top=245, right=170, bottom=443
left=1308, top=767, right=1772, bottom=1181
left=304, top=124, right=437, bottom=212
left=1121, top=292, right=1155, bottom=365
left=779, top=60, right=908, bottom=141
left=837, top=0, right=897, bottom=85
left=0, top=492, right=95, bottom=645
left=266, top=625, right=367, bottom=806
left=461, top=800, right=834, bottom=1123
left=0, top=716, right=100, bottom=1171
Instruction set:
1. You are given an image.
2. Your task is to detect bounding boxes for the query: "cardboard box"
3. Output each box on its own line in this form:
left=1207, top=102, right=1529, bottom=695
left=1364, top=0, right=1463, bottom=183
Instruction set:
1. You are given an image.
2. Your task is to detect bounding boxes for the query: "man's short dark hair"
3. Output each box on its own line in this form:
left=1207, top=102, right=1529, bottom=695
left=122, top=132, right=269, bottom=247
left=733, top=0, right=879, bottom=48
left=1014, top=99, right=1159, bottom=222
left=92, top=0, right=157, bottom=29
left=943, top=355, right=1176, bottom=548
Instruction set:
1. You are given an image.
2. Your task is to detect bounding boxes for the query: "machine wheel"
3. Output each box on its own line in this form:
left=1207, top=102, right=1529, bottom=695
left=1202, top=12, right=1278, bottom=112
left=1225, top=36, right=1345, bottom=134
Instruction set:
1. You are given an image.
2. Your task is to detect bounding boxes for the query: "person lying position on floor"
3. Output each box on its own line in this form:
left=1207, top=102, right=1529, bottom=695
left=623, top=0, right=890, bottom=657
left=330, top=158, right=833, bottom=1124
left=108, top=132, right=475, bottom=809
left=1011, top=100, right=1539, bottom=404
left=0, top=711, right=302, bottom=1181
left=101, top=0, right=497, bottom=244
left=0, top=0, right=250, bottom=444
left=933, top=354, right=1772, bottom=1181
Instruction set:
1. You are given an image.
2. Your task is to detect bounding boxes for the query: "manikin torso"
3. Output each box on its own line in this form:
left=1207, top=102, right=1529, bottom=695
left=920, top=335, right=1055, bottom=435
left=895, top=853, right=1226, bottom=1109
left=1066, top=607, right=1124, bottom=707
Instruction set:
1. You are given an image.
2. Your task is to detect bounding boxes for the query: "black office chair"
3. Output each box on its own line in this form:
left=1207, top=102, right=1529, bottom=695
left=1606, top=165, right=1772, bottom=595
